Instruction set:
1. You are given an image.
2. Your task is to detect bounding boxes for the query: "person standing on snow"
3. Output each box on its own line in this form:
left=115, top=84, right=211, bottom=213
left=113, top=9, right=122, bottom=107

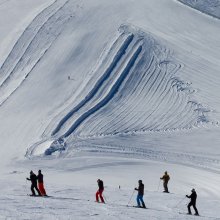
left=186, top=188, right=199, bottom=216
left=26, top=170, right=41, bottom=196
left=96, top=179, right=105, bottom=203
left=135, top=180, right=146, bottom=208
left=160, top=171, right=170, bottom=193
left=37, top=170, right=47, bottom=196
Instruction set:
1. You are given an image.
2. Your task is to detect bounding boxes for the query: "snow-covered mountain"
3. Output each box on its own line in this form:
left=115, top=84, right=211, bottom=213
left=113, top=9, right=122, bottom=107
left=179, top=0, right=220, bottom=19
left=0, top=0, right=220, bottom=219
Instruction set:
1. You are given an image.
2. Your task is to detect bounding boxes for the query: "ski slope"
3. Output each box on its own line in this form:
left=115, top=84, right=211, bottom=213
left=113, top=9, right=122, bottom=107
left=0, top=0, right=220, bottom=219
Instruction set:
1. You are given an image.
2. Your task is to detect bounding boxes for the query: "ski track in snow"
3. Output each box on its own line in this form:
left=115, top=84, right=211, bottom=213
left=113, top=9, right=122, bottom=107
left=0, top=0, right=81, bottom=106
left=52, top=26, right=210, bottom=139
left=27, top=25, right=212, bottom=157
left=0, top=0, right=215, bottom=160
left=51, top=33, right=136, bottom=136
left=69, top=140, right=220, bottom=174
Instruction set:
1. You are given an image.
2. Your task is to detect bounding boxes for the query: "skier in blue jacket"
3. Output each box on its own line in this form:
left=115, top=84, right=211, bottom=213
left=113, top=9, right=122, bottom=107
left=135, top=180, right=146, bottom=208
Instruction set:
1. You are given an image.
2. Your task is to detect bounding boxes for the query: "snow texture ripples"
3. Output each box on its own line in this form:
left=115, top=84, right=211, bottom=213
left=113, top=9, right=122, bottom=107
left=26, top=25, right=212, bottom=157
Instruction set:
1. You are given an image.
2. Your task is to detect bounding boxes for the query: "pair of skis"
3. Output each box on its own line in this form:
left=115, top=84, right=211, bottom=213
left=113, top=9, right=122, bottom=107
left=28, top=194, right=51, bottom=198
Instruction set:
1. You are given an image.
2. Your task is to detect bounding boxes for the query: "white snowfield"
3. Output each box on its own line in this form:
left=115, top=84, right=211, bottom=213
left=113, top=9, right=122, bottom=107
left=0, top=0, right=220, bottom=219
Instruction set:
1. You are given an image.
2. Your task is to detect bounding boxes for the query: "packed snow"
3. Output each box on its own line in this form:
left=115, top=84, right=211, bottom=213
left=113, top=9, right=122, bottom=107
left=0, top=0, right=220, bottom=219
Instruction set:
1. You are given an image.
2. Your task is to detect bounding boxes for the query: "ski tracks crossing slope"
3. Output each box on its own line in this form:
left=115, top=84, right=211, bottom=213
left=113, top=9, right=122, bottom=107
left=27, top=25, right=213, bottom=156
left=0, top=0, right=81, bottom=106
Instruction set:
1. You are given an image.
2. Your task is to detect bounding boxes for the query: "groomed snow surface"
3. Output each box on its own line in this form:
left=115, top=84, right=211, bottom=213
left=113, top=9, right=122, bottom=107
left=0, top=0, right=220, bottom=219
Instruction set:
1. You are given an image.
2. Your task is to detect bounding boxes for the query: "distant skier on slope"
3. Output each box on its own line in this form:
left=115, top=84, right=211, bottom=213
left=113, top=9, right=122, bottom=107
left=96, top=179, right=105, bottom=203
left=160, top=171, right=170, bottom=193
left=186, top=188, right=199, bottom=216
left=26, top=170, right=41, bottom=196
left=37, top=170, right=47, bottom=196
left=134, top=180, right=146, bottom=208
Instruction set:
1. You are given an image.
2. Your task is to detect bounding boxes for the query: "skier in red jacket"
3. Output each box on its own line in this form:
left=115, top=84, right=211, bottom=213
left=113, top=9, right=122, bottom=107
left=37, top=170, right=47, bottom=196
left=96, top=179, right=105, bottom=203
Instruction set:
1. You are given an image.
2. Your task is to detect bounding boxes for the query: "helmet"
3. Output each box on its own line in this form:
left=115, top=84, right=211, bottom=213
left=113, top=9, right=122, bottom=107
left=30, top=170, right=33, bottom=174
left=165, top=171, right=168, bottom=174
left=97, top=179, right=100, bottom=182
left=191, top=188, right=195, bottom=192
left=138, top=180, right=142, bottom=183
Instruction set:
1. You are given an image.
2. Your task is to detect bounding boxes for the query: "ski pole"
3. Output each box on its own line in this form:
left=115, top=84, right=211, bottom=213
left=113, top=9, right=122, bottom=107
left=157, top=179, right=161, bottom=192
left=25, top=178, right=30, bottom=195
left=127, top=189, right=135, bottom=206
left=103, top=195, right=108, bottom=203
left=174, top=196, right=186, bottom=208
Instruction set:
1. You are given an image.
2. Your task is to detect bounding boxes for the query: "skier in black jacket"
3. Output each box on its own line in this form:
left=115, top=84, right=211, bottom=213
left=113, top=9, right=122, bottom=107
left=186, top=188, right=199, bottom=215
left=26, top=171, right=41, bottom=196
left=134, top=180, right=146, bottom=208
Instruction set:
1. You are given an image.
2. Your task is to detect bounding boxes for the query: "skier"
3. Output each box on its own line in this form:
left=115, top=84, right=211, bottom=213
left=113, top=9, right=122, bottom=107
left=160, top=171, right=170, bottom=193
left=26, top=170, right=41, bottom=196
left=96, top=179, right=105, bottom=203
left=134, top=180, right=146, bottom=208
left=186, top=188, right=199, bottom=216
left=37, top=170, right=47, bottom=196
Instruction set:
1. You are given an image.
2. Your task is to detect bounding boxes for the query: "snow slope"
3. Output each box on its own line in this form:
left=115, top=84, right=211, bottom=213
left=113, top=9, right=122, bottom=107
left=0, top=0, right=220, bottom=219
left=178, top=0, right=220, bottom=19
